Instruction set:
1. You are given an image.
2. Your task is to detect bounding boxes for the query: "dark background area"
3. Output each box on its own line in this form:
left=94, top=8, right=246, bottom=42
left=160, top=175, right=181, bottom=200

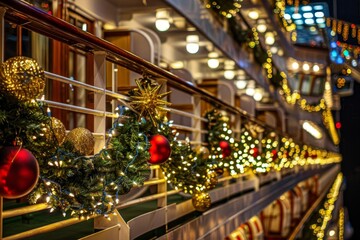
left=311, top=0, right=360, bottom=239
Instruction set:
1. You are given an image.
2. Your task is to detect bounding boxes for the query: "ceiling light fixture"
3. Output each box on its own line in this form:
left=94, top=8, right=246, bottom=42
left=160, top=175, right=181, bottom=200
left=248, top=10, right=259, bottom=20
left=303, top=121, right=322, bottom=139
left=235, top=80, right=247, bottom=89
left=224, top=60, right=235, bottom=80
left=303, top=63, right=310, bottom=71
left=207, top=52, right=220, bottom=69
left=256, top=19, right=267, bottom=33
left=265, top=32, right=275, bottom=45
left=313, top=64, right=320, bottom=72
left=155, top=9, right=170, bottom=32
left=291, top=61, right=299, bottom=70
left=186, top=35, right=199, bottom=54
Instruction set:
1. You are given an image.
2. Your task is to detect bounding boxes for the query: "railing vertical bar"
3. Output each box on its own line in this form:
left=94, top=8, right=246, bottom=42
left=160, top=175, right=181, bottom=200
left=92, top=51, right=107, bottom=153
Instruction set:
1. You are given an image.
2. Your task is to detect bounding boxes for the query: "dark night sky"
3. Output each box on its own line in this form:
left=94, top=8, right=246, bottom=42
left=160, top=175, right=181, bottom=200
left=311, top=0, right=360, bottom=239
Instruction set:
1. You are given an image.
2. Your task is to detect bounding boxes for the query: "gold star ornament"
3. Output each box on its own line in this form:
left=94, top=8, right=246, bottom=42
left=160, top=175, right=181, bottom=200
left=129, top=78, right=171, bottom=126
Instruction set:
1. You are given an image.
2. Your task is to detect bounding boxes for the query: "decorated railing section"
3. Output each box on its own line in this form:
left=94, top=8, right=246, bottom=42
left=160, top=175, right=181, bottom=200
left=0, top=1, right=342, bottom=240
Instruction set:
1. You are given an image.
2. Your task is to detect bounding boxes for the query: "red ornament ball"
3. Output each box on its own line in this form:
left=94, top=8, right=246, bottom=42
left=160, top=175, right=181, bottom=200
left=252, top=147, right=259, bottom=158
left=271, top=149, right=278, bottom=160
left=148, top=135, right=171, bottom=164
left=0, top=146, right=39, bottom=199
left=219, top=140, right=231, bottom=158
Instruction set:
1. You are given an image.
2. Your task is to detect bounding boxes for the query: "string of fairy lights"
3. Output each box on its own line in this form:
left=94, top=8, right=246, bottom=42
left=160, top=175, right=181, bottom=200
left=310, top=173, right=343, bottom=239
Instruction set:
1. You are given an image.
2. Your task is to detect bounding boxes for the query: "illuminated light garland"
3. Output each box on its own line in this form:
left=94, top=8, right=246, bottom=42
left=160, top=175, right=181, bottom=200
left=203, top=0, right=243, bottom=19
left=279, top=72, right=327, bottom=112
left=310, top=173, right=343, bottom=239
left=327, top=17, right=360, bottom=44
left=339, top=207, right=344, bottom=240
left=274, top=0, right=296, bottom=32
left=322, top=108, right=340, bottom=145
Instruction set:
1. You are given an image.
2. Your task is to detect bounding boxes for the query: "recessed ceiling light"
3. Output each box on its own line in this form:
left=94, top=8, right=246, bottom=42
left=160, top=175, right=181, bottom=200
left=248, top=10, right=259, bottom=20
left=303, top=12, right=314, bottom=19
left=314, top=5, right=324, bottom=10
left=301, top=6, right=312, bottom=11
left=315, top=12, right=324, bottom=18
left=316, top=18, right=325, bottom=24
left=292, top=13, right=302, bottom=19
left=305, top=19, right=315, bottom=25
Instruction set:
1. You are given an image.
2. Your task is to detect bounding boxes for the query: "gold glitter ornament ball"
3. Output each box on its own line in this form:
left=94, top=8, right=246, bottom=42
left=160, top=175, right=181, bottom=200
left=194, top=146, right=210, bottom=159
left=50, top=117, right=66, bottom=145
left=205, top=170, right=218, bottom=189
left=192, top=192, right=211, bottom=212
left=65, top=127, right=95, bottom=155
left=0, top=57, right=45, bottom=101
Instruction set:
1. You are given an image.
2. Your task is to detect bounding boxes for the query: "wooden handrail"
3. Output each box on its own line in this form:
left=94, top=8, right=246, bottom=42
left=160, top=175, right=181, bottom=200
left=0, top=0, right=237, bottom=113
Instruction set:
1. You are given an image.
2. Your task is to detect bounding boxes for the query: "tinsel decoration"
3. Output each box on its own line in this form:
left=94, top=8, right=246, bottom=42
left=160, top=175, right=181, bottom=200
left=64, top=127, right=95, bottom=155
left=0, top=146, right=39, bottom=199
left=0, top=56, right=45, bottom=101
left=192, top=192, right=211, bottom=212
left=128, top=77, right=171, bottom=126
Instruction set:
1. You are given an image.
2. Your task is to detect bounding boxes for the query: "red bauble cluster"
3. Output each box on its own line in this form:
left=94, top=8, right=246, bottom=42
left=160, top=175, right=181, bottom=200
left=0, top=146, right=39, bottom=199
left=148, top=135, right=171, bottom=164
left=219, top=140, right=231, bottom=158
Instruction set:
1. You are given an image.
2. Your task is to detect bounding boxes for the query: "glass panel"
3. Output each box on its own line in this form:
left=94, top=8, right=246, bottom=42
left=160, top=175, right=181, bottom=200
left=288, top=72, right=301, bottom=91
left=4, top=22, right=17, bottom=59
left=301, top=75, right=312, bottom=94
left=312, top=77, right=324, bottom=95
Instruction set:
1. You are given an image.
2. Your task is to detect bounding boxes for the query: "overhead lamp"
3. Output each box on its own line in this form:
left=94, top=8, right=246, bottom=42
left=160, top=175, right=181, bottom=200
left=292, top=13, right=301, bottom=19
left=246, top=87, right=255, bottom=96
left=305, top=19, right=315, bottom=25
left=303, top=12, right=314, bottom=19
left=224, top=60, right=235, bottom=80
left=265, top=32, right=275, bottom=45
left=253, top=89, right=263, bottom=101
left=315, top=12, right=324, bottom=18
left=207, top=52, right=220, bottom=69
left=155, top=9, right=170, bottom=32
left=245, top=80, right=256, bottom=96
left=270, top=46, right=278, bottom=54
left=303, top=63, right=310, bottom=71
left=301, top=5, right=313, bottom=11
left=235, top=80, right=247, bottom=89
left=284, top=14, right=291, bottom=20
left=313, top=64, right=320, bottom=72
left=248, top=10, right=259, bottom=20
left=224, top=70, right=235, bottom=80
left=303, top=121, right=322, bottom=139
left=314, top=5, right=324, bottom=10
left=186, top=35, right=199, bottom=54
left=291, top=61, right=299, bottom=70
left=256, top=19, right=267, bottom=33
